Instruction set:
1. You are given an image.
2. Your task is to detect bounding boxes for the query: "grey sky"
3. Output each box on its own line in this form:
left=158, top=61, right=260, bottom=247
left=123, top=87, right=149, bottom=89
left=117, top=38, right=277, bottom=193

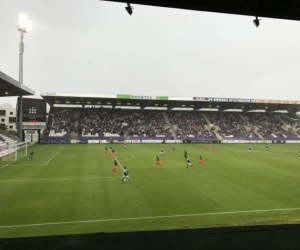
left=1, top=0, right=300, bottom=106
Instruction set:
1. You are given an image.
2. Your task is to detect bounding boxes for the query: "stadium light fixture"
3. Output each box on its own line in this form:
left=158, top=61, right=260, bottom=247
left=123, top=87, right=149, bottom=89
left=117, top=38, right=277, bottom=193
left=18, top=13, right=31, bottom=33
left=125, top=3, right=134, bottom=16
left=253, top=16, right=261, bottom=27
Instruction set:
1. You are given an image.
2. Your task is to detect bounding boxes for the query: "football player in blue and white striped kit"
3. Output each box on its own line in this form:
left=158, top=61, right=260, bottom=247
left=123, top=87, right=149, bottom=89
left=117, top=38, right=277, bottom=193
left=122, top=167, right=131, bottom=183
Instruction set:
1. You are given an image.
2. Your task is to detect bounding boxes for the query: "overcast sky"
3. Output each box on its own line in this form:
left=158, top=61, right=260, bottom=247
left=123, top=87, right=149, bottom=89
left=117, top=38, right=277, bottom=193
left=1, top=0, right=300, bottom=106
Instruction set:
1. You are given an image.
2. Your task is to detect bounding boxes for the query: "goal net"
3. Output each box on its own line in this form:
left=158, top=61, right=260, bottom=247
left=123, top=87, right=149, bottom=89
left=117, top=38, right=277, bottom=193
left=1, top=142, right=27, bottom=162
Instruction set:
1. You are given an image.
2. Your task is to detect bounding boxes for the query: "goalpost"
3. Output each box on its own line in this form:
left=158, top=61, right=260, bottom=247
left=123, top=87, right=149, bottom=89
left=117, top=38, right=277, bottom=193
left=1, top=142, right=27, bottom=162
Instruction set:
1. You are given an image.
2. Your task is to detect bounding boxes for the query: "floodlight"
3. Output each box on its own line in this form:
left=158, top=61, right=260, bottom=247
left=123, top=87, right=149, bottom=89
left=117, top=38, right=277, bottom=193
left=18, top=13, right=31, bottom=32
left=125, top=3, right=133, bottom=16
left=253, top=16, right=260, bottom=27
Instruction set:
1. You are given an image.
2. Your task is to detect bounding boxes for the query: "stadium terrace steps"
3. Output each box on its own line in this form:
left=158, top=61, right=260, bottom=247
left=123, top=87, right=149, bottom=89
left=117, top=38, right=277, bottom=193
left=213, top=130, right=223, bottom=140
left=254, top=131, right=265, bottom=140
left=70, top=131, right=78, bottom=140
left=239, top=114, right=249, bottom=125
left=162, top=112, right=177, bottom=139
left=239, top=114, right=265, bottom=140
left=249, top=126, right=265, bottom=140
left=275, top=115, right=287, bottom=126
left=0, top=133, right=18, bottom=145
left=202, top=113, right=211, bottom=125
left=295, top=132, right=300, bottom=139
left=0, top=128, right=20, bottom=142
left=213, top=125, right=221, bottom=131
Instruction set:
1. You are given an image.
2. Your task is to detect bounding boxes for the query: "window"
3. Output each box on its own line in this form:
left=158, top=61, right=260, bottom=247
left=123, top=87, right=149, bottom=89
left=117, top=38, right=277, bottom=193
left=10, top=112, right=13, bottom=115
left=9, top=126, right=13, bottom=129
left=0, top=110, right=5, bottom=116
left=9, top=117, right=16, bottom=123
left=1, top=119, right=4, bottom=122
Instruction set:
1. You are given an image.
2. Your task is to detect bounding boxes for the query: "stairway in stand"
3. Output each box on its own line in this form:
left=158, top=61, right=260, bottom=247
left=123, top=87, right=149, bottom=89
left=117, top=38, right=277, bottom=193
left=162, top=112, right=177, bottom=139
left=70, top=131, right=78, bottom=140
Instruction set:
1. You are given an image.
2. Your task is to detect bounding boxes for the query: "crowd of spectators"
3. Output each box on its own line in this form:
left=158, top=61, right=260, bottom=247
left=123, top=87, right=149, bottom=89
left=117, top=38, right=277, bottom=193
left=46, top=107, right=300, bottom=139
left=244, top=113, right=288, bottom=138
left=48, top=108, right=73, bottom=133
left=168, top=111, right=214, bottom=139
left=277, top=114, right=299, bottom=126
left=47, top=108, right=169, bottom=138
left=205, top=113, right=253, bottom=139
left=126, top=111, right=168, bottom=137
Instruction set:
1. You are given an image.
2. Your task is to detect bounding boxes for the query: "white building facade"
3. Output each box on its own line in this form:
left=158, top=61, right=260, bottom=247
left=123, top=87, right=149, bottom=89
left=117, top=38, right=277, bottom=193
left=0, top=103, right=17, bottom=131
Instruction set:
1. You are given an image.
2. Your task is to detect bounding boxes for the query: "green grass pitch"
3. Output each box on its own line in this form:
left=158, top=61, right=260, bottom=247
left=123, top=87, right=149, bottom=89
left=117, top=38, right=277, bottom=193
left=0, top=143, right=300, bottom=238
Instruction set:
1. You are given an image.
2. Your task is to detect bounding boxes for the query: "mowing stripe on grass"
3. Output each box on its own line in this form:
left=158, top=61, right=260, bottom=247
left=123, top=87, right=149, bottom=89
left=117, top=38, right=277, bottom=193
left=0, top=145, right=50, bottom=171
left=0, top=176, right=119, bottom=182
left=0, top=207, right=300, bottom=229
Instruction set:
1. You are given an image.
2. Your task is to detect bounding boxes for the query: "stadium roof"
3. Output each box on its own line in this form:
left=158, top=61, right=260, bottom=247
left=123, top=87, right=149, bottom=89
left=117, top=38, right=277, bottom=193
left=102, top=0, right=300, bottom=21
left=40, top=92, right=300, bottom=112
left=0, top=71, right=35, bottom=97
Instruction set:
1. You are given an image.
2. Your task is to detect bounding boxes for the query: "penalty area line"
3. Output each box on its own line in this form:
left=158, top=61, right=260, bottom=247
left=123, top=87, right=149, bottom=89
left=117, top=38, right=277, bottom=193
left=0, top=145, right=50, bottom=171
left=44, top=152, right=60, bottom=165
left=0, top=207, right=300, bottom=229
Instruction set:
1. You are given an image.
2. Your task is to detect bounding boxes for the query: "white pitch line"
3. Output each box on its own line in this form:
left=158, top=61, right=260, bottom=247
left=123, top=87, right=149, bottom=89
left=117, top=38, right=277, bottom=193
left=44, top=152, right=60, bottom=165
left=121, top=153, right=135, bottom=162
left=109, top=149, right=124, bottom=170
left=0, top=207, right=300, bottom=229
left=8, top=164, right=45, bottom=166
left=0, top=176, right=119, bottom=183
left=0, top=145, right=49, bottom=171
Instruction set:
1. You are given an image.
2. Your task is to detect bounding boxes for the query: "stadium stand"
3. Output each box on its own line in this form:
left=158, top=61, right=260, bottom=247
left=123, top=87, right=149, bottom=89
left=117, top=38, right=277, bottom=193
left=44, top=108, right=173, bottom=142
left=168, top=111, right=216, bottom=140
left=243, top=113, right=298, bottom=140
left=205, top=112, right=258, bottom=140
left=0, top=134, right=17, bottom=151
left=42, top=107, right=300, bottom=142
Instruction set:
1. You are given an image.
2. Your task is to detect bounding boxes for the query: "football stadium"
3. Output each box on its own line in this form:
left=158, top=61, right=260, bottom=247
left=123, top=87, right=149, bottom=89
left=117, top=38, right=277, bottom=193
left=1, top=91, right=300, bottom=238
left=1, top=1, right=300, bottom=249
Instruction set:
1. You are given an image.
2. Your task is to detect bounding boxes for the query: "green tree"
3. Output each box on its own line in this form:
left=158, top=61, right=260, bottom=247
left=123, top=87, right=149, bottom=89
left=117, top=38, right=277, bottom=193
left=0, top=124, right=7, bottom=130
left=8, top=130, right=18, bottom=136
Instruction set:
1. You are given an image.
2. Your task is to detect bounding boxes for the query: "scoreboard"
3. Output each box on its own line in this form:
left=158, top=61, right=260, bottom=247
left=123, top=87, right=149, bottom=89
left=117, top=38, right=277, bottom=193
left=19, top=98, right=47, bottom=122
